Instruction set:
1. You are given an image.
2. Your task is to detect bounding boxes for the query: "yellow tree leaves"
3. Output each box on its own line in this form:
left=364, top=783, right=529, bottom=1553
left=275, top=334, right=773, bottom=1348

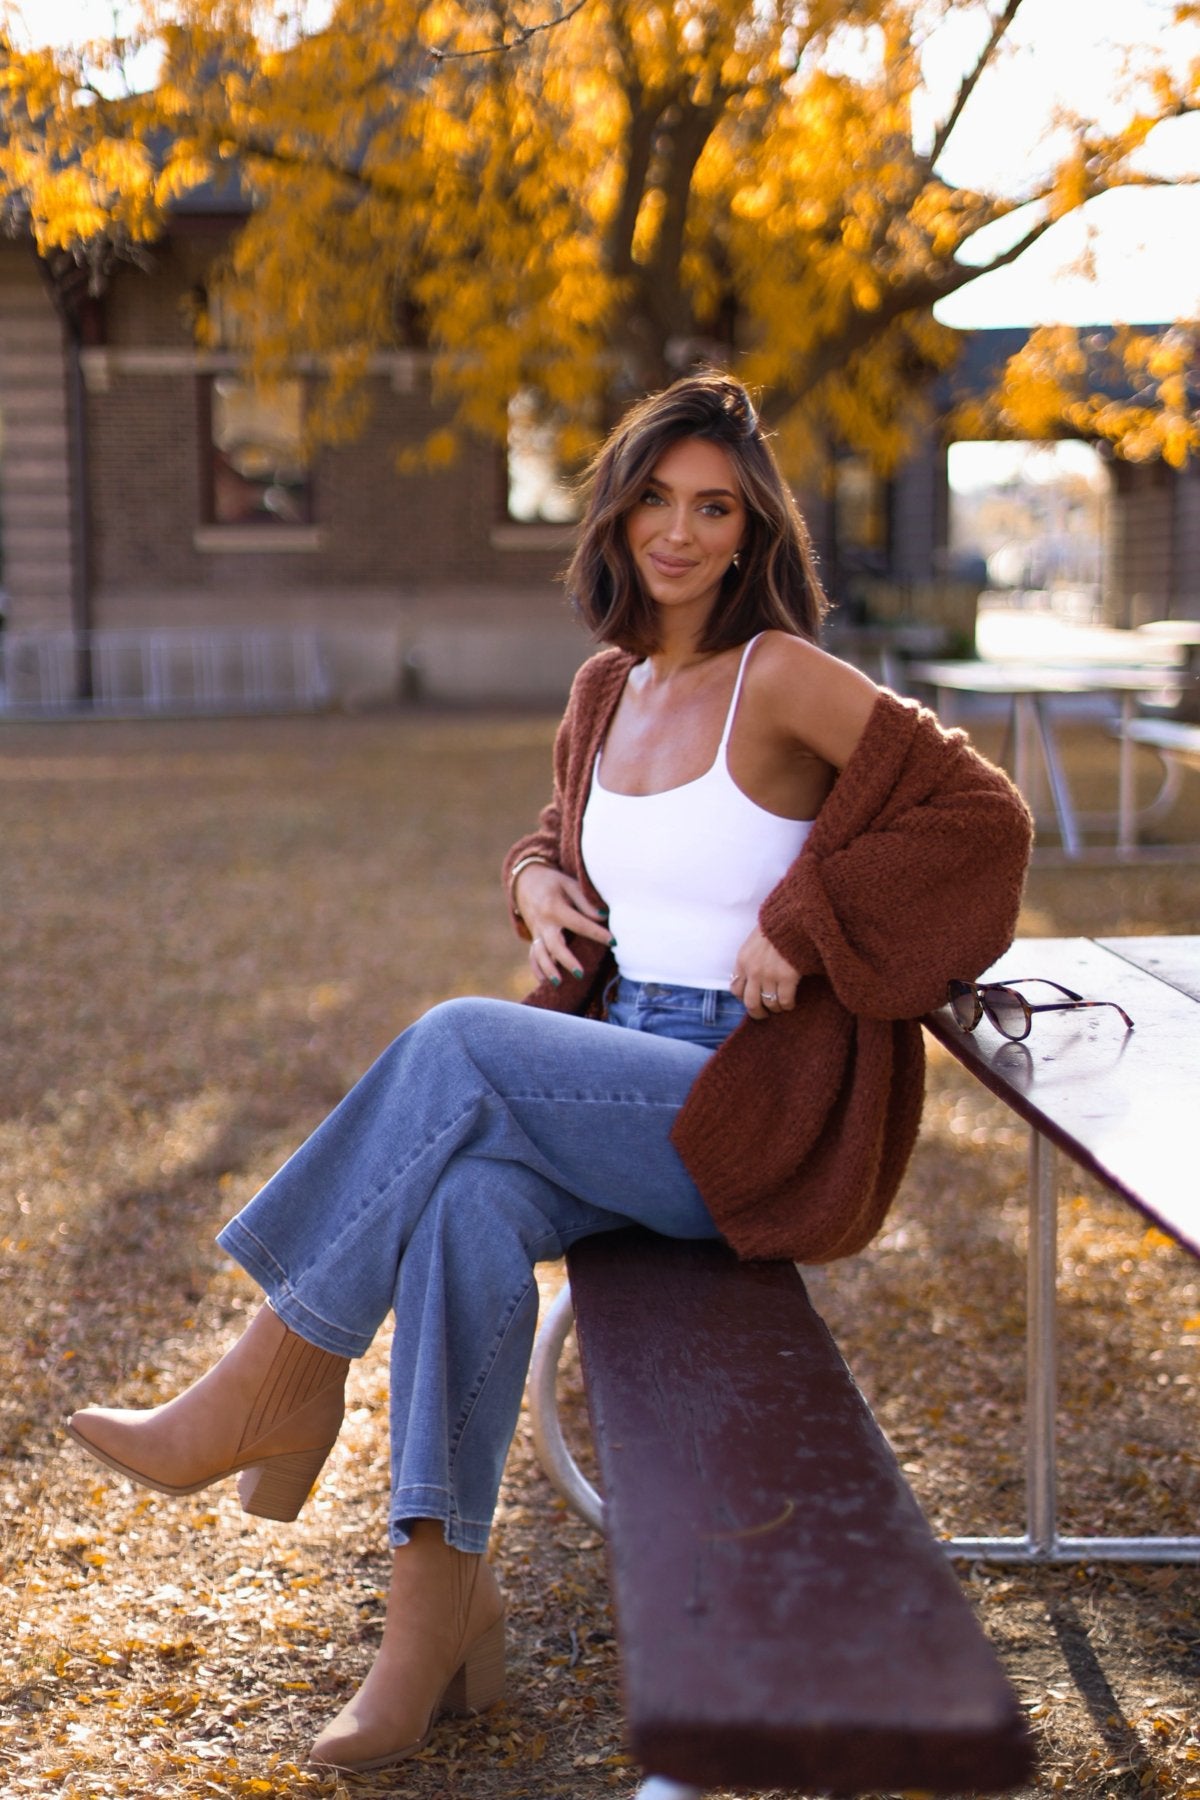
left=959, top=322, right=1200, bottom=468
left=0, top=0, right=1196, bottom=469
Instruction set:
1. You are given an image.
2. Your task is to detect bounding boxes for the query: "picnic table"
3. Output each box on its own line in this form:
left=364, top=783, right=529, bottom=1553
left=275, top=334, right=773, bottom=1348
left=924, top=934, right=1200, bottom=1562
left=906, top=658, right=1193, bottom=855
left=528, top=936, right=1199, bottom=1796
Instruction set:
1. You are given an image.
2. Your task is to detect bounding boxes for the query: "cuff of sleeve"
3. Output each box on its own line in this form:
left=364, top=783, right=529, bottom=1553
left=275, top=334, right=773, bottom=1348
left=757, top=872, right=822, bottom=980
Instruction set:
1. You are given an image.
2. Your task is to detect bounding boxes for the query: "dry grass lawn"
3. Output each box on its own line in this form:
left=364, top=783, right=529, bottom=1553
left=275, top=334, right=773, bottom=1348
left=0, top=704, right=1198, bottom=1800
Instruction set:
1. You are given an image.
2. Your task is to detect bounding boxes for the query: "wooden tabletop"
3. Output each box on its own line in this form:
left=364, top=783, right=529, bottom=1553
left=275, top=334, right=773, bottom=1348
left=923, top=937, right=1200, bottom=1258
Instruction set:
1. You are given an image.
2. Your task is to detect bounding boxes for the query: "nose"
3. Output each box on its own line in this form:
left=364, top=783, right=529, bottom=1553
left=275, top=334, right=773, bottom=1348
left=662, top=504, right=692, bottom=544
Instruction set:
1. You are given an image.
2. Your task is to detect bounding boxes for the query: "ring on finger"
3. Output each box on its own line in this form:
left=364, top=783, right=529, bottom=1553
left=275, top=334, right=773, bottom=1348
left=762, top=990, right=779, bottom=1003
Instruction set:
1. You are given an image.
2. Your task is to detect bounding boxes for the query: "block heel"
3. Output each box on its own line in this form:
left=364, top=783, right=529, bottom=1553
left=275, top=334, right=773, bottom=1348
left=441, top=1613, right=507, bottom=1715
left=237, top=1442, right=337, bottom=1522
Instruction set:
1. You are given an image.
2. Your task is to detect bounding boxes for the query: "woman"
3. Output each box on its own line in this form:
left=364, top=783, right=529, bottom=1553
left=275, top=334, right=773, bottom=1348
left=68, top=372, right=1032, bottom=1773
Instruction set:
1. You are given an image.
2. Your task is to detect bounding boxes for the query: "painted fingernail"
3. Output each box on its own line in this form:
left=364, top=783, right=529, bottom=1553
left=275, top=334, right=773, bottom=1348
left=550, top=975, right=561, bottom=988
left=572, top=967, right=584, bottom=980
left=608, top=936, right=618, bottom=947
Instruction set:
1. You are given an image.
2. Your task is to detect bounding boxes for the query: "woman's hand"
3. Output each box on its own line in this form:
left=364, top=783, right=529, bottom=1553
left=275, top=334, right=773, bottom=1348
left=730, top=926, right=800, bottom=1021
left=514, top=863, right=613, bottom=986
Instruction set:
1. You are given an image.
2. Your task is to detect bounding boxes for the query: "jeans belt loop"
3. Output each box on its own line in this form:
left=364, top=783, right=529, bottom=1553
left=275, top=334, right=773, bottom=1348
left=702, top=987, right=718, bottom=1025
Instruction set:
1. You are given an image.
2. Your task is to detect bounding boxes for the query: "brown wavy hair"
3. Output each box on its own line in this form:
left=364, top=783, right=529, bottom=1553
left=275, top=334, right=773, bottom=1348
left=565, top=371, right=828, bottom=656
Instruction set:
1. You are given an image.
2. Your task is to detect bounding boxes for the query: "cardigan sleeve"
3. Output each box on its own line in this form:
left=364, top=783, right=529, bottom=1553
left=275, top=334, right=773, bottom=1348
left=500, top=648, right=628, bottom=942
left=758, top=691, right=1033, bottom=1020
left=501, top=711, right=572, bottom=940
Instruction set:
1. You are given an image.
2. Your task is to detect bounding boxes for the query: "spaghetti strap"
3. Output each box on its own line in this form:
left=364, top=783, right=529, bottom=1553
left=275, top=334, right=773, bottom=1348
left=716, top=633, right=764, bottom=753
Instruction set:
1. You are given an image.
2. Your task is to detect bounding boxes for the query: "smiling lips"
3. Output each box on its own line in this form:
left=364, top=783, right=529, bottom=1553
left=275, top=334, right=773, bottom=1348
left=648, top=552, right=697, bottom=576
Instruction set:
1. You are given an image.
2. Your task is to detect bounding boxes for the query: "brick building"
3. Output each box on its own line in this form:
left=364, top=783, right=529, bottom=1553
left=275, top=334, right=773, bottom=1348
left=0, top=211, right=581, bottom=706
left=0, top=217, right=1196, bottom=709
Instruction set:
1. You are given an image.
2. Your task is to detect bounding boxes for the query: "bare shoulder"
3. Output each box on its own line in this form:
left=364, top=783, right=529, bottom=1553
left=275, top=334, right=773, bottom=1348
left=746, top=631, right=881, bottom=769
left=748, top=629, right=878, bottom=695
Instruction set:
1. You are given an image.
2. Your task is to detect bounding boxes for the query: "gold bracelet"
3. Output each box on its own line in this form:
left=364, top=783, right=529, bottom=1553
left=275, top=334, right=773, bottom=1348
left=509, top=853, right=553, bottom=915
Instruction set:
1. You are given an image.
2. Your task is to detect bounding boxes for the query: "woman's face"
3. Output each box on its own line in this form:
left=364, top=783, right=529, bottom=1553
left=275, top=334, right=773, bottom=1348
left=624, top=436, right=746, bottom=627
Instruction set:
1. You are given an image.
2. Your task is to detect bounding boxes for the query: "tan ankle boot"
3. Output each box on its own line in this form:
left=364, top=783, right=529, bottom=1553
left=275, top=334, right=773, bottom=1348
left=67, top=1305, right=350, bottom=1522
left=309, top=1521, right=506, bottom=1772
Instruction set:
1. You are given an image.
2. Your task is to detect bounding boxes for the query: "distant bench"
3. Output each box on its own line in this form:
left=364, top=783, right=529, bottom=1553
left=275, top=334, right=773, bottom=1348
left=1112, top=719, right=1200, bottom=846
left=530, top=1228, right=1034, bottom=1799
left=1120, top=716, right=1200, bottom=773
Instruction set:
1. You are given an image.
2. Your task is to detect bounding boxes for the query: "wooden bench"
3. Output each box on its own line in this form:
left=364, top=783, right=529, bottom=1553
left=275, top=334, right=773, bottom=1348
left=530, top=1227, right=1034, bottom=1798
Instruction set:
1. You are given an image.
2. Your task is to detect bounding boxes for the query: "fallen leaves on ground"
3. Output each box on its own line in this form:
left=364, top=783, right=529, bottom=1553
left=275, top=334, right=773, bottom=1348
left=0, top=709, right=1198, bottom=1800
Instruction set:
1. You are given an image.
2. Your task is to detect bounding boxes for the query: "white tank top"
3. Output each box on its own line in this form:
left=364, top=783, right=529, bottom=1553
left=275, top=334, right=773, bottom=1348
left=581, top=634, right=814, bottom=989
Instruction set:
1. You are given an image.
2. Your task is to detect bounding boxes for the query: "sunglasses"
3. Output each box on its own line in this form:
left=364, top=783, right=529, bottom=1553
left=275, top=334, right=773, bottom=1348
left=946, top=977, right=1135, bottom=1042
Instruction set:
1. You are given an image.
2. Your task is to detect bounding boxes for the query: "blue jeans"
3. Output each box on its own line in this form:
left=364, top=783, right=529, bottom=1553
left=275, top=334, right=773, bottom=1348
left=216, top=980, right=747, bottom=1551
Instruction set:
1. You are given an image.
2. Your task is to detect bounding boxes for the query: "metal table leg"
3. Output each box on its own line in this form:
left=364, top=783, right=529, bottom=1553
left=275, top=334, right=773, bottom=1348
left=946, top=1130, right=1058, bottom=1562
left=1026, top=1129, right=1059, bottom=1555
left=1029, top=696, right=1082, bottom=854
left=948, top=1130, right=1200, bottom=1563
left=1011, top=692, right=1036, bottom=812
left=1117, top=691, right=1136, bottom=854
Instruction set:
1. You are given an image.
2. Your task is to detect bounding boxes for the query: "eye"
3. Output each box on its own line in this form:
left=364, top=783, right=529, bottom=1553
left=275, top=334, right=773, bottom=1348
left=639, top=487, right=666, bottom=506
left=700, top=502, right=731, bottom=517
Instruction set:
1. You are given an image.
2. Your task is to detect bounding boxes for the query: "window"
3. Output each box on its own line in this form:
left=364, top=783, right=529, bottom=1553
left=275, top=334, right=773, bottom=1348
left=203, top=375, right=312, bottom=526
left=505, top=390, right=583, bottom=525
left=834, top=455, right=888, bottom=559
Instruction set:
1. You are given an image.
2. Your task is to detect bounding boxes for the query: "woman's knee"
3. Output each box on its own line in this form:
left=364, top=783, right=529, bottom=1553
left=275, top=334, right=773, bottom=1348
left=424, top=995, right=505, bottom=1028
left=408, top=996, right=551, bottom=1081
left=410, top=995, right=509, bottom=1058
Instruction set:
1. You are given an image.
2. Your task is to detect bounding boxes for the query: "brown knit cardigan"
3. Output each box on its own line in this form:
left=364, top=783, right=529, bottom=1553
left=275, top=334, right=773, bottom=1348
left=502, top=646, right=1033, bottom=1263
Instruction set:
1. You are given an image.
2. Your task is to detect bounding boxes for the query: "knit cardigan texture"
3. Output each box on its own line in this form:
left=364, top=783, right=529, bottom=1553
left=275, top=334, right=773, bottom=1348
left=502, top=646, right=1033, bottom=1263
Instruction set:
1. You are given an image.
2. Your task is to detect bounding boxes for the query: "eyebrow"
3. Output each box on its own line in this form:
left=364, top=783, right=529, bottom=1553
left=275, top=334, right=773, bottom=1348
left=645, top=477, right=739, bottom=499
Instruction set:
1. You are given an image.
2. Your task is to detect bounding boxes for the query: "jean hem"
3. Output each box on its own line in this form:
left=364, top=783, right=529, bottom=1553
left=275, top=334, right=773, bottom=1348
left=216, top=1220, right=374, bottom=1359
left=388, top=1487, right=493, bottom=1554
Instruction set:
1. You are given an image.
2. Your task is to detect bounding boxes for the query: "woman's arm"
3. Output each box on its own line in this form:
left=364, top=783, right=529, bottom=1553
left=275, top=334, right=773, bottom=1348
left=501, top=657, right=619, bottom=985
left=729, top=635, right=882, bottom=1018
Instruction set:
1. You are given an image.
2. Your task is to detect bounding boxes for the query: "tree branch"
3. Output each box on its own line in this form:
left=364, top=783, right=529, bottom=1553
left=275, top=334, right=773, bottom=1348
left=606, top=90, right=666, bottom=278
left=766, top=145, right=1200, bottom=413
left=645, top=93, right=731, bottom=318
left=426, top=0, right=590, bottom=64
left=756, top=211, right=1059, bottom=424
left=604, top=5, right=673, bottom=280
left=926, top=0, right=1026, bottom=170
left=935, top=204, right=1059, bottom=290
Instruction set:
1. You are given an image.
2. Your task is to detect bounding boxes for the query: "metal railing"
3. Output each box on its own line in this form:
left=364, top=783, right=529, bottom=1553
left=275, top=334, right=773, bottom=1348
left=0, top=628, right=333, bottom=715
